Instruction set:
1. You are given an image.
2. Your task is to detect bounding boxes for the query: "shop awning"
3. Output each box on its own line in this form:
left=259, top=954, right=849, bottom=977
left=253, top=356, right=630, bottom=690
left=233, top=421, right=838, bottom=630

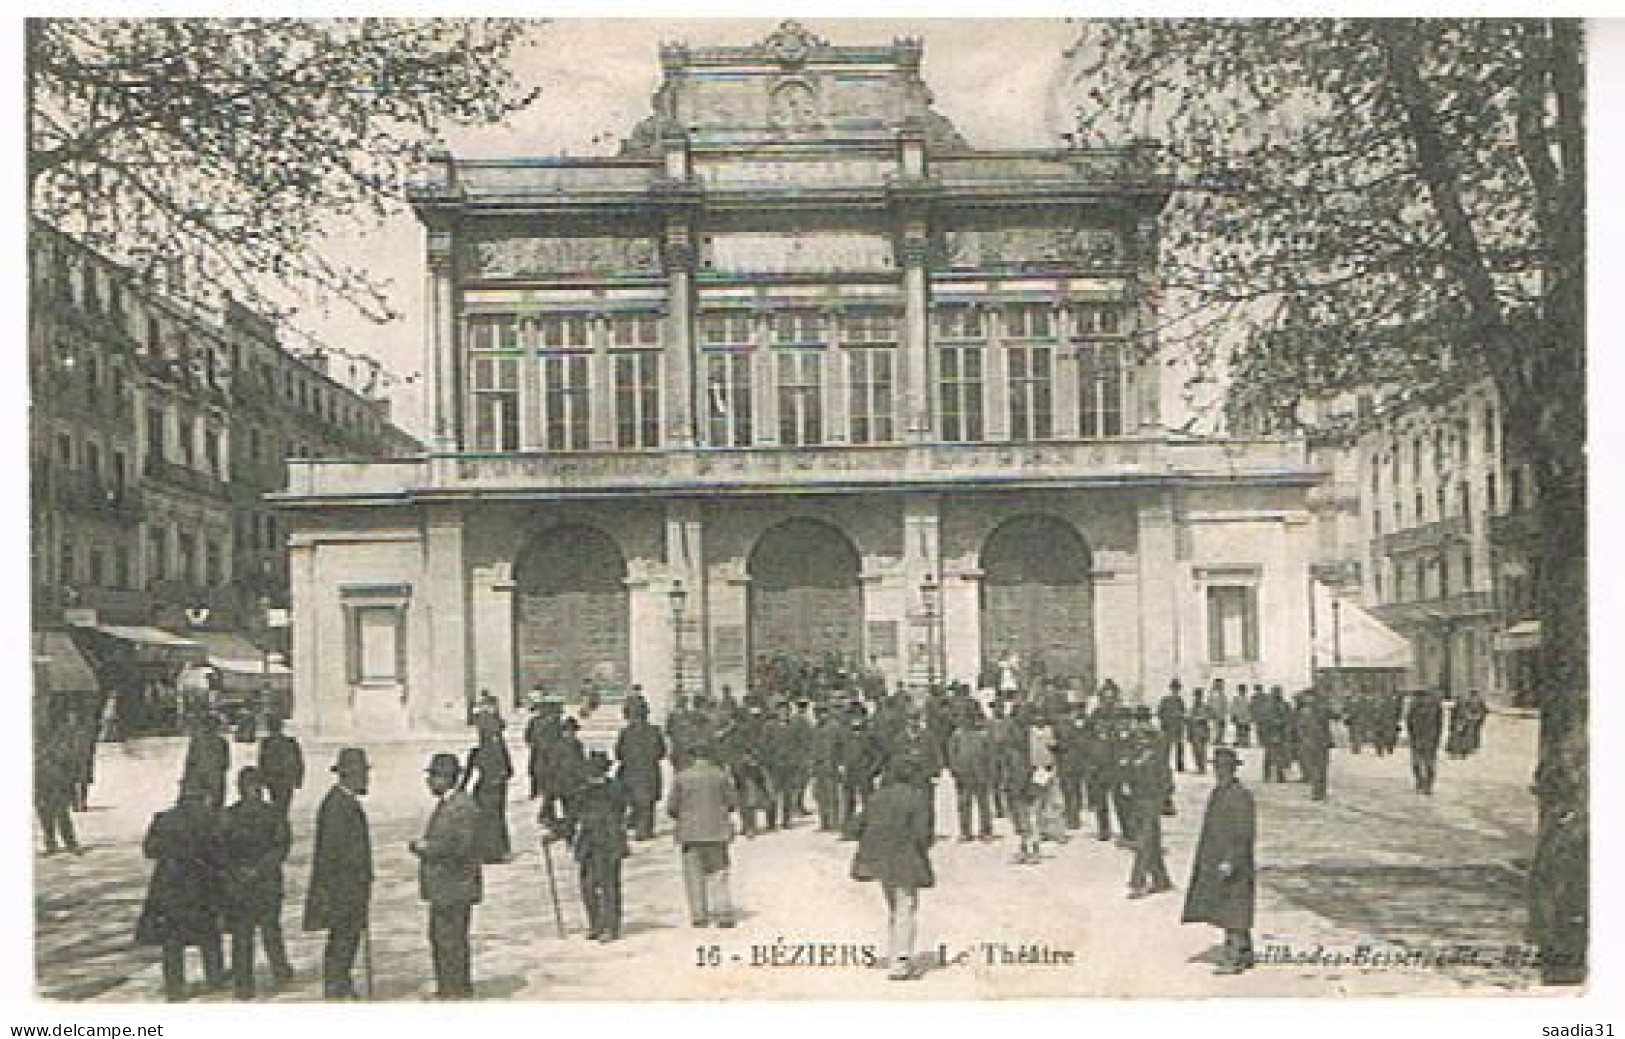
left=32, top=630, right=101, bottom=696
left=1313, top=582, right=1415, bottom=671
left=189, top=631, right=288, bottom=674
left=1495, top=619, right=1542, bottom=653
left=89, top=625, right=209, bottom=664
left=186, top=631, right=291, bottom=692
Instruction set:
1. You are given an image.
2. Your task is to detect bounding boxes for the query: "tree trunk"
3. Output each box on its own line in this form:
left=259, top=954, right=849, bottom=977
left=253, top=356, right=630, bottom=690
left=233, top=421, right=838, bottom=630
left=1379, top=21, right=1588, bottom=984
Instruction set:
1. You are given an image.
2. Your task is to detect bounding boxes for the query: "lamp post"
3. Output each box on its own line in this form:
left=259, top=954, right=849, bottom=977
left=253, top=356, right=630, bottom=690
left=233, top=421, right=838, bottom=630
left=669, top=579, right=688, bottom=698
left=920, top=573, right=941, bottom=692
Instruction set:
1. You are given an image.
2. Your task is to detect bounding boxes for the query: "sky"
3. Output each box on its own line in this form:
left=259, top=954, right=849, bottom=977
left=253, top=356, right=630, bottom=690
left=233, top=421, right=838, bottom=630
left=300, top=18, right=1125, bottom=439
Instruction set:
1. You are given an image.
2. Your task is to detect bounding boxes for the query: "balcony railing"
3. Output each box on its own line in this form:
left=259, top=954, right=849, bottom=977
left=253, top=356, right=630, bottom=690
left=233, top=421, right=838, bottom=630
left=144, top=455, right=227, bottom=498
left=1380, top=515, right=1470, bottom=556
left=1373, top=589, right=1494, bottom=628
left=38, top=468, right=145, bottom=524
left=282, top=438, right=1312, bottom=500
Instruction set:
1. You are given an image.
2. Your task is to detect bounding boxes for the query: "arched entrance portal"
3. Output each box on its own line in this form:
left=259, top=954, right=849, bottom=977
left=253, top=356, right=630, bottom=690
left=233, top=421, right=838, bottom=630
left=979, top=514, right=1094, bottom=690
left=747, top=518, right=863, bottom=686
left=513, top=525, right=630, bottom=701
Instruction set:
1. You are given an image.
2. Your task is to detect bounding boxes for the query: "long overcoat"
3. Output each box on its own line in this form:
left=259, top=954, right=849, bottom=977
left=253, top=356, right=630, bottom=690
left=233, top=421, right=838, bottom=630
left=850, top=782, right=935, bottom=889
left=136, top=801, right=225, bottom=946
left=1180, top=779, right=1257, bottom=930
left=219, top=795, right=290, bottom=924
left=416, top=791, right=484, bottom=907
left=303, top=784, right=373, bottom=932
left=615, top=720, right=668, bottom=801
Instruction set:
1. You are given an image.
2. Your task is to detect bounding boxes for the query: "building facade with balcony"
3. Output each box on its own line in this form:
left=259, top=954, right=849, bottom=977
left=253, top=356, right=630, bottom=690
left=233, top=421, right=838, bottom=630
left=30, top=222, right=421, bottom=733
left=274, top=23, right=1324, bottom=737
left=1352, top=376, right=1540, bottom=705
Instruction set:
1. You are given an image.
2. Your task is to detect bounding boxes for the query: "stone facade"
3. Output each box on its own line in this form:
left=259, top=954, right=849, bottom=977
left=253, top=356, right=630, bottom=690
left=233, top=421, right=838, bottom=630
left=276, top=24, right=1323, bottom=736
left=1351, top=380, right=1539, bottom=704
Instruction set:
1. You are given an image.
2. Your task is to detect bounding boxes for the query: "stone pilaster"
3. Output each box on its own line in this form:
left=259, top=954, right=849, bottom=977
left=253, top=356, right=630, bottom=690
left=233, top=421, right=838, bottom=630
left=420, top=504, right=470, bottom=732
left=1136, top=490, right=1180, bottom=703
left=287, top=538, right=323, bottom=736
left=471, top=560, right=515, bottom=710
left=426, top=231, right=459, bottom=452
left=941, top=564, right=982, bottom=687
left=899, top=223, right=933, bottom=441
left=624, top=560, right=666, bottom=716
left=663, top=225, right=697, bottom=448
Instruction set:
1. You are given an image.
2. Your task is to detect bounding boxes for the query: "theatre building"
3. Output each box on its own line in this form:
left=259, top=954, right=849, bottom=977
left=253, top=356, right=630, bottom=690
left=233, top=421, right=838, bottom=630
left=276, top=23, right=1323, bottom=737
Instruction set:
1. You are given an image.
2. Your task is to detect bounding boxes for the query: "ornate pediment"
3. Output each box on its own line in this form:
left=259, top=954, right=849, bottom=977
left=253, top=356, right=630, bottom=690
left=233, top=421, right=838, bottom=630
left=761, top=20, right=827, bottom=66
left=621, top=22, right=967, bottom=155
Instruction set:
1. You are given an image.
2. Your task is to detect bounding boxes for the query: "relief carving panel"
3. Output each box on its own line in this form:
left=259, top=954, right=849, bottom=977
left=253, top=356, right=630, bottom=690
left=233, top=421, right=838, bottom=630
left=705, top=232, right=894, bottom=274
left=465, top=235, right=660, bottom=279
left=941, top=228, right=1125, bottom=272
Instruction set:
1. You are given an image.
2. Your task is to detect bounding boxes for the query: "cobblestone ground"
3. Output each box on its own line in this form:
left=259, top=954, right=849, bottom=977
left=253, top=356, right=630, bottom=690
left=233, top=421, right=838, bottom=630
left=34, top=715, right=1552, bottom=1002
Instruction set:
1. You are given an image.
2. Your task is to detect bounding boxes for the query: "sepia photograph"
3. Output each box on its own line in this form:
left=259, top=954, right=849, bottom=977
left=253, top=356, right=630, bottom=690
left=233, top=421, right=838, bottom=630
left=22, top=14, right=1595, bottom=1007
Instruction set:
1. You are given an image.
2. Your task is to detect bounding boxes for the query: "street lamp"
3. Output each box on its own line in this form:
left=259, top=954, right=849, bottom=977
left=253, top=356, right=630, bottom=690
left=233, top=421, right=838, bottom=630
left=920, top=573, right=941, bottom=692
left=668, top=579, right=688, bottom=698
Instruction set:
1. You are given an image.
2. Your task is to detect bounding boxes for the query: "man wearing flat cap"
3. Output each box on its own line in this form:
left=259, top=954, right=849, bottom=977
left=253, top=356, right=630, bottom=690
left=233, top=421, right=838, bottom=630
left=411, top=752, right=484, bottom=999
left=304, top=747, right=373, bottom=999
left=1182, top=746, right=1257, bottom=974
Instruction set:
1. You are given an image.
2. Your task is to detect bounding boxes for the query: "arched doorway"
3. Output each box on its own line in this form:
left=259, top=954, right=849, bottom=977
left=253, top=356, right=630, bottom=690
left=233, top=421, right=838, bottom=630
left=513, top=525, right=630, bottom=701
left=979, top=514, right=1094, bottom=690
left=747, top=518, right=863, bottom=688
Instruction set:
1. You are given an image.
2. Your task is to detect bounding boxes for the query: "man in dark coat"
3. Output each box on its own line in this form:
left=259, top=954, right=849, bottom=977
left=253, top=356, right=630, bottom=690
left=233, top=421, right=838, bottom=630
left=1406, top=688, right=1445, bottom=795
left=66, top=710, right=98, bottom=812
left=410, top=752, right=484, bottom=999
left=1108, top=707, right=1142, bottom=845
left=882, top=708, right=944, bottom=836
left=183, top=713, right=232, bottom=811
left=946, top=705, right=996, bottom=841
left=760, top=702, right=803, bottom=831
left=137, top=782, right=226, bottom=1001
left=785, top=700, right=816, bottom=817
left=1157, top=679, right=1188, bottom=773
left=220, top=766, right=294, bottom=998
left=849, top=761, right=934, bottom=981
left=808, top=704, right=844, bottom=831
left=615, top=696, right=668, bottom=840
left=35, top=726, right=81, bottom=855
left=836, top=706, right=882, bottom=840
left=1186, top=688, right=1214, bottom=775
left=1056, top=702, right=1090, bottom=830
left=724, top=700, right=772, bottom=836
left=1126, top=719, right=1174, bottom=898
left=570, top=751, right=629, bottom=942
left=522, top=694, right=557, bottom=799
left=1182, top=747, right=1257, bottom=974
left=257, top=716, right=304, bottom=818
left=1079, top=703, right=1118, bottom=841
left=303, top=747, right=373, bottom=1000
left=1295, top=689, right=1334, bottom=800
left=1257, top=687, right=1291, bottom=783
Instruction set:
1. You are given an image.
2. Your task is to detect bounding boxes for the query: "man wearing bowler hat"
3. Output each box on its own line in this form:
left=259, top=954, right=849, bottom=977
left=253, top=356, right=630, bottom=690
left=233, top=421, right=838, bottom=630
left=410, top=752, right=483, bottom=999
left=304, top=748, right=373, bottom=999
left=1182, top=746, right=1257, bottom=974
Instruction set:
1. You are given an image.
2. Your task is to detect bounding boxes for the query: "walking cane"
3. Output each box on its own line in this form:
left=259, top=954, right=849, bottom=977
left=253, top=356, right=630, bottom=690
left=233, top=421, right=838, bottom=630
left=362, top=926, right=375, bottom=1001
left=539, top=833, right=568, bottom=938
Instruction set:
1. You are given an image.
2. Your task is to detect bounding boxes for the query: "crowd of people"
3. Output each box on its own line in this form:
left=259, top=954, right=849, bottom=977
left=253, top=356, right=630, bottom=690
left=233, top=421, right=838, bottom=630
left=90, top=669, right=1497, bottom=1000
